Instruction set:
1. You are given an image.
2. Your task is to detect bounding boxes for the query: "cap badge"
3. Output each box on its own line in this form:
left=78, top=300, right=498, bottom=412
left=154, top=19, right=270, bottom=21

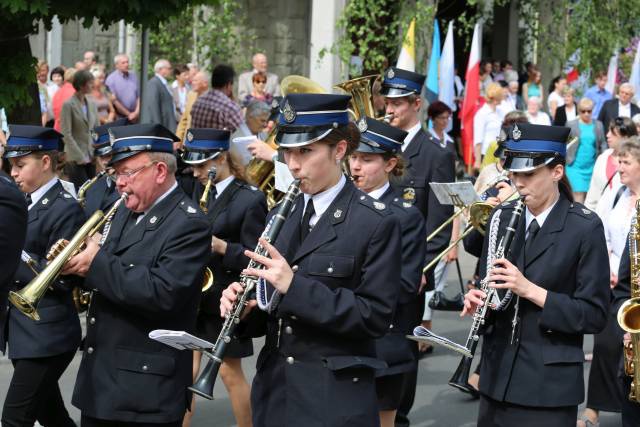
left=403, top=187, right=416, bottom=202
left=386, top=68, right=395, bottom=79
left=282, top=100, right=296, bottom=123
left=334, top=209, right=343, bottom=219
left=357, top=118, right=368, bottom=133
left=512, top=124, right=522, bottom=141
left=90, top=130, right=98, bottom=142
left=373, top=201, right=385, bottom=210
left=187, top=131, right=194, bottom=142
left=108, top=129, right=116, bottom=145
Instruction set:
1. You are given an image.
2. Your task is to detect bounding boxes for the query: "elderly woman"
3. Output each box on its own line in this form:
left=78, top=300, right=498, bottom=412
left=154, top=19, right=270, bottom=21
left=88, top=67, right=116, bottom=125
left=585, top=116, right=637, bottom=212
left=474, top=82, right=504, bottom=169
left=579, top=138, right=640, bottom=427
left=566, top=97, right=606, bottom=203
left=552, top=87, right=577, bottom=126
left=525, top=96, right=551, bottom=126
left=60, top=69, right=100, bottom=189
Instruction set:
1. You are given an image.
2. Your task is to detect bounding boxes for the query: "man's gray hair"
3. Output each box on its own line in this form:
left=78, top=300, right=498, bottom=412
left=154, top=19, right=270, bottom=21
left=148, top=152, right=177, bottom=174
left=620, top=82, right=635, bottom=94
left=245, top=100, right=270, bottom=119
left=113, top=53, right=128, bottom=65
left=154, top=59, right=171, bottom=73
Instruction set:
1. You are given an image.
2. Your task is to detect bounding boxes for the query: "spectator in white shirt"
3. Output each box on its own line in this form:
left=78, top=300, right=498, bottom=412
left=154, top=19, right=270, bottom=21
left=525, top=96, right=551, bottom=126
left=473, top=82, right=504, bottom=169
left=546, top=75, right=566, bottom=120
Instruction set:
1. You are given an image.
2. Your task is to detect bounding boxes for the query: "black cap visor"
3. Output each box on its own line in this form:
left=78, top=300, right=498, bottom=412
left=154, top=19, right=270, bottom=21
left=181, top=149, right=222, bottom=165
left=381, top=86, right=417, bottom=98
left=276, top=126, right=334, bottom=148
left=3, top=149, right=33, bottom=159
left=94, top=145, right=113, bottom=158
left=503, top=151, right=558, bottom=173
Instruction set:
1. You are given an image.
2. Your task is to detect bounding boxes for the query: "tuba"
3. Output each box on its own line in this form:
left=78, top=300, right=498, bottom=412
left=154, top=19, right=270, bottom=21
left=10, top=193, right=127, bottom=320
left=617, top=199, right=640, bottom=403
left=245, top=76, right=326, bottom=209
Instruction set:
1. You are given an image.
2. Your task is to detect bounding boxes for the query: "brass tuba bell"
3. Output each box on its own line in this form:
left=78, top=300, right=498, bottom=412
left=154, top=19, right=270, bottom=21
left=334, top=74, right=379, bottom=120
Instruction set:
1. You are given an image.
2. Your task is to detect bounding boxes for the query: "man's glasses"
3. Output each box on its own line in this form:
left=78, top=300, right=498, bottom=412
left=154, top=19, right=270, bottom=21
left=114, top=161, right=158, bottom=181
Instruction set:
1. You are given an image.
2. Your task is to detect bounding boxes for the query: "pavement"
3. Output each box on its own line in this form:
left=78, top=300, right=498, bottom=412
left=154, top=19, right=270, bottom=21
left=0, top=249, right=623, bottom=426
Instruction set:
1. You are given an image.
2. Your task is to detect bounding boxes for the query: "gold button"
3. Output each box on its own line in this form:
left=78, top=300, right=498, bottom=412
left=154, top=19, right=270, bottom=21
left=286, top=356, right=295, bottom=365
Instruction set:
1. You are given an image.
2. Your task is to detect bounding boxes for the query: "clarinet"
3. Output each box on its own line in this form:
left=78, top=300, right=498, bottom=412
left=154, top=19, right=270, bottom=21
left=189, top=179, right=301, bottom=400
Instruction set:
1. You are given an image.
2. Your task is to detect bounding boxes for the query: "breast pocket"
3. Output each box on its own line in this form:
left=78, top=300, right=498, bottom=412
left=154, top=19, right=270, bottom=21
left=114, top=347, right=176, bottom=413
left=307, top=255, right=355, bottom=279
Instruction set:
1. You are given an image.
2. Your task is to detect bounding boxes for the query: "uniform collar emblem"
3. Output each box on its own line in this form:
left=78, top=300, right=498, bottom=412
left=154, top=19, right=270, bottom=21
left=357, top=117, right=368, bottom=133
left=187, top=206, right=196, bottom=214
left=403, top=187, right=415, bottom=201
left=334, top=209, right=342, bottom=218
left=282, top=100, right=296, bottom=123
left=149, top=216, right=158, bottom=224
left=582, top=208, right=591, bottom=215
left=512, top=124, right=522, bottom=141
left=386, top=68, right=395, bottom=79
left=42, top=198, right=48, bottom=205
left=373, top=201, right=385, bottom=210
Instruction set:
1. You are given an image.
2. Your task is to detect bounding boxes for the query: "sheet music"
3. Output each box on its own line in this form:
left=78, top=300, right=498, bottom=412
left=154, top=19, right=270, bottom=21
left=429, top=181, right=480, bottom=207
left=231, top=136, right=257, bottom=166
left=149, top=330, right=214, bottom=351
left=274, top=160, right=295, bottom=193
left=408, top=326, right=472, bottom=358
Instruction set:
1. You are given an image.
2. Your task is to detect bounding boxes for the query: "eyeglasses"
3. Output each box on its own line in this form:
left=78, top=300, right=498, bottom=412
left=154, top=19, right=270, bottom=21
left=114, top=161, right=158, bottom=180
left=580, top=110, right=592, bottom=114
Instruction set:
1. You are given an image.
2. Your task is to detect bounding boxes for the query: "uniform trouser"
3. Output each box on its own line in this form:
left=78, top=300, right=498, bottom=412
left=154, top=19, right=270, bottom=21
left=478, top=395, right=577, bottom=427
left=1, top=350, right=77, bottom=427
left=81, top=415, right=181, bottom=427
left=394, top=300, right=420, bottom=427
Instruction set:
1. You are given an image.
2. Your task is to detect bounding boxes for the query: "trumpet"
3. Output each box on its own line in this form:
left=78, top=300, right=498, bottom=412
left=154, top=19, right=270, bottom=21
left=190, top=179, right=301, bottom=400
left=199, top=167, right=217, bottom=214
left=9, top=193, right=127, bottom=320
left=78, top=171, right=107, bottom=208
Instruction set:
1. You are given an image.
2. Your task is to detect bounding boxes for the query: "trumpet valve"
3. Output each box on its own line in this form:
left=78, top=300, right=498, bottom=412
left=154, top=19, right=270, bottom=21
left=47, top=239, right=70, bottom=261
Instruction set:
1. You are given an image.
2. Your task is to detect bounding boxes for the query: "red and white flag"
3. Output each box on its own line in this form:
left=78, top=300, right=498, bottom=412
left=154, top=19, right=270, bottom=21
left=564, top=49, right=580, bottom=84
left=460, top=23, right=482, bottom=168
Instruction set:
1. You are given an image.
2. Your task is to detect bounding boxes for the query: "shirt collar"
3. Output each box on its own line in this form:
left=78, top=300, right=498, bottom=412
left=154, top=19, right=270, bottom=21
left=142, top=181, right=178, bottom=217
left=367, top=181, right=390, bottom=200
left=303, top=174, right=347, bottom=225
left=156, top=73, right=168, bottom=86
left=402, top=122, right=423, bottom=152
left=28, top=176, right=59, bottom=210
left=214, top=175, right=235, bottom=197
left=428, top=127, right=453, bottom=145
left=525, top=195, right=559, bottom=232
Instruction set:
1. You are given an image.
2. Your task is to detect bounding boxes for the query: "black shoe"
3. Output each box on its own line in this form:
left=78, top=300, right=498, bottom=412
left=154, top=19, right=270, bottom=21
left=449, top=381, right=480, bottom=399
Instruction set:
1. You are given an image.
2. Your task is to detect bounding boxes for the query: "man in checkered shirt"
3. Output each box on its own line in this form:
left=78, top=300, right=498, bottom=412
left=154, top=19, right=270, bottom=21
left=190, top=64, right=243, bottom=132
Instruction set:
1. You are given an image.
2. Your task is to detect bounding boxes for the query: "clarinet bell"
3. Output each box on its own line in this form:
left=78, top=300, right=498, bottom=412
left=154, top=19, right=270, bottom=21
left=448, top=356, right=479, bottom=399
left=188, top=356, right=222, bottom=400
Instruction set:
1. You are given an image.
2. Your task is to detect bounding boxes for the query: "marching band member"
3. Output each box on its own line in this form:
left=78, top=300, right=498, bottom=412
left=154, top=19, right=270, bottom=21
left=381, top=66, right=456, bottom=425
left=463, top=123, right=610, bottom=427
left=81, top=118, right=128, bottom=216
left=2, top=125, right=84, bottom=427
left=220, top=93, right=402, bottom=426
left=348, top=117, right=426, bottom=427
left=0, top=173, right=27, bottom=306
left=182, top=128, right=267, bottom=427
left=63, top=124, right=212, bottom=427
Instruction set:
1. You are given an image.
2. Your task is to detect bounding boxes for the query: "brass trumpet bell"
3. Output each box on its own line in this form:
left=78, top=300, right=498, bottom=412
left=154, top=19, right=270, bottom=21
left=202, top=268, right=214, bottom=293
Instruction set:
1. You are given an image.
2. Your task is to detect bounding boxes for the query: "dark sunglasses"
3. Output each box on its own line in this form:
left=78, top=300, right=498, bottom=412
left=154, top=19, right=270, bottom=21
left=580, top=109, right=592, bottom=113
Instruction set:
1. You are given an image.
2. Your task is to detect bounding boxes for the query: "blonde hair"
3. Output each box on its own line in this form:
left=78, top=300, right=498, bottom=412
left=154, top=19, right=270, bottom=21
left=485, top=82, right=503, bottom=102
left=577, top=97, right=594, bottom=111
left=561, top=87, right=575, bottom=97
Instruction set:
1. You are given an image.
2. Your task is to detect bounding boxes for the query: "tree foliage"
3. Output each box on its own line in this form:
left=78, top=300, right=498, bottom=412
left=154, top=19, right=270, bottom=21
left=0, top=0, right=216, bottom=118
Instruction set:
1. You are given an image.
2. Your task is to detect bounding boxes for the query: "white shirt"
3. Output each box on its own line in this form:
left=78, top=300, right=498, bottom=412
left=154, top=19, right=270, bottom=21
left=428, top=128, right=452, bottom=148
left=214, top=175, right=235, bottom=198
left=367, top=181, right=390, bottom=200
left=474, top=103, right=503, bottom=155
left=498, top=95, right=517, bottom=115
left=155, top=73, right=172, bottom=95
left=136, top=181, right=178, bottom=224
left=619, top=101, right=631, bottom=118
left=28, top=177, right=59, bottom=210
left=302, top=174, right=347, bottom=228
left=603, top=187, right=634, bottom=275
left=526, top=111, right=551, bottom=126
left=401, top=122, right=422, bottom=153
left=565, top=104, right=577, bottom=122
left=547, top=91, right=565, bottom=112
left=525, top=196, right=559, bottom=237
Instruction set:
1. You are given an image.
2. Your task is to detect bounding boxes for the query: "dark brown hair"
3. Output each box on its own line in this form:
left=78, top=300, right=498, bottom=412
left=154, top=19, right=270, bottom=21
left=382, top=151, right=405, bottom=177
left=252, top=72, right=267, bottom=83
left=321, top=122, right=361, bottom=157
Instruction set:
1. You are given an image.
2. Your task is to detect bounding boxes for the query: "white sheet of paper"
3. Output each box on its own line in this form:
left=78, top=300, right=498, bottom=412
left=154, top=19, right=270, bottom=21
left=231, top=136, right=257, bottom=166
left=429, top=181, right=480, bottom=206
left=149, top=329, right=214, bottom=351
left=274, top=160, right=295, bottom=193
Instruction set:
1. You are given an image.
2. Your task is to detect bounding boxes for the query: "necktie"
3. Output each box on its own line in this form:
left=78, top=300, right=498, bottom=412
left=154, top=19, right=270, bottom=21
left=25, top=193, right=32, bottom=207
left=300, top=198, right=315, bottom=242
left=524, top=219, right=540, bottom=261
